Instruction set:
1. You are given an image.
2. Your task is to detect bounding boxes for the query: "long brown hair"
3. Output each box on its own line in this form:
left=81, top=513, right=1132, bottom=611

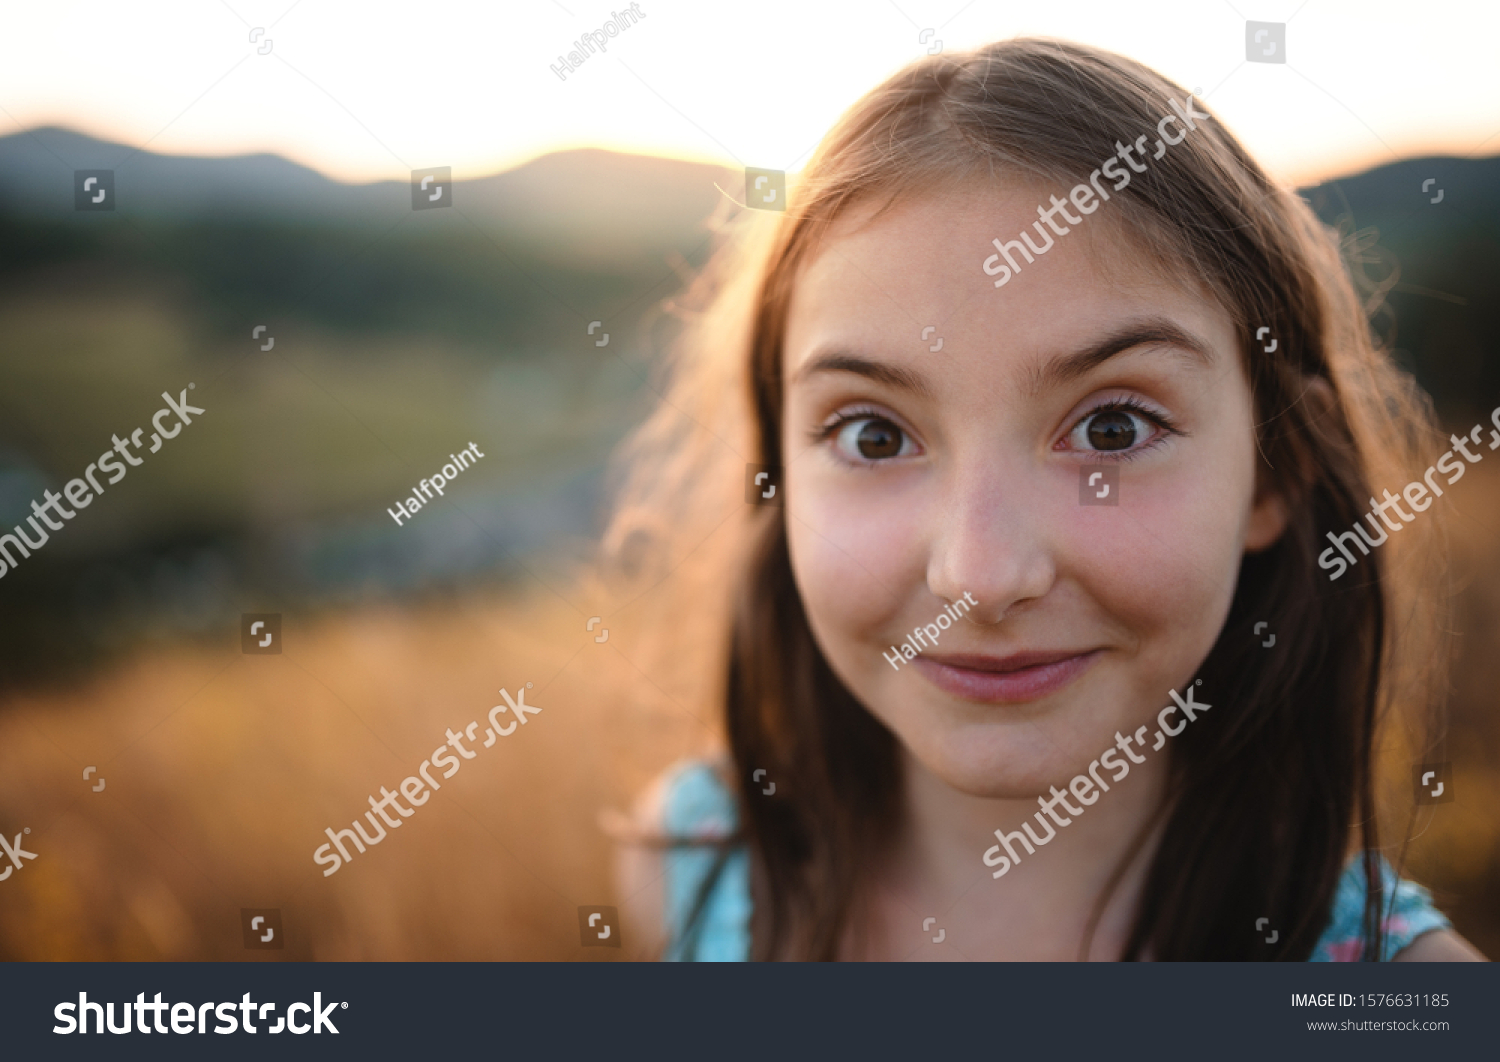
left=602, top=38, right=1448, bottom=960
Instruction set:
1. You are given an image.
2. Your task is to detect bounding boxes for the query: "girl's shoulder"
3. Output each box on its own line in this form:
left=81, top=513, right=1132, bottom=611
left=1309, top=856, right=1452, bottom=961
left=659, top=759, right=740, bottom=839
left=656, top=759, right=753, bottom=961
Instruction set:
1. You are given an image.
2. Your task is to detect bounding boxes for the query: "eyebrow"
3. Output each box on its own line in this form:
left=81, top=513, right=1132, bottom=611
left=794, top=353, right=935, bottom=398
left=1026, top=318, right=1214, bottom=396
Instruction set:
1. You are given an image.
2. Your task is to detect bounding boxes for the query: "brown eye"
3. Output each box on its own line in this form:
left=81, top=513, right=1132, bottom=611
left=829, top=413, right=917, bottom=462
left=1086, top=409, right=1138, bottom=451
left=855, top=418, right=904, bottom=459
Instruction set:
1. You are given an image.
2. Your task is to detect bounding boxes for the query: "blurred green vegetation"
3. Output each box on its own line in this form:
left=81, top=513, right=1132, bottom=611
left=0, top=131, right=729, bottom=680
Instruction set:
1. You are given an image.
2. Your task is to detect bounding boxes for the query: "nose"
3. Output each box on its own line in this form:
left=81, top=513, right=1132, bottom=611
left=925, top=465, right=1055, bottom=624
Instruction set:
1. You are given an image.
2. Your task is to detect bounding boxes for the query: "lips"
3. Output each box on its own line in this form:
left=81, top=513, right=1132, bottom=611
left=911, top=648, right=1102, bottom=704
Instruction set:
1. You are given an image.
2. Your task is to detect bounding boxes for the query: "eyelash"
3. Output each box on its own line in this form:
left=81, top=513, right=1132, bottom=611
left=1062, top=396, right=1183, bottom=462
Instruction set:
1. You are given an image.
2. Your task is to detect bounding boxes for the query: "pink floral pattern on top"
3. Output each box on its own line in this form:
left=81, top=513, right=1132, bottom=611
left=1310, top=860, right=1447, bottom=962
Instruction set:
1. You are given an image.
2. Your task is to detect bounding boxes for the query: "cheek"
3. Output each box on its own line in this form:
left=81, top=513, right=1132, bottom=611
left=784, top=467, right=925, bottom=661
left=1068, top=456, right=1253, bottom=655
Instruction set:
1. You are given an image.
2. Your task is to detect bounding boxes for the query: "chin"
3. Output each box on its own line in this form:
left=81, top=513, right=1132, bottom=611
left=912, top=730, right=1072, bottom=799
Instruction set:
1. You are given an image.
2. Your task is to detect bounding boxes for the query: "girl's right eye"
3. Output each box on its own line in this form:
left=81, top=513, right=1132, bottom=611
left=831, top=415, right=916, bottom=462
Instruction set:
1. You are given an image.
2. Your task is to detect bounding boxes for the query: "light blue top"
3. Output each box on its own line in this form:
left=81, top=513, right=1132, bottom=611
left=661, top=761, right=754, bottom=962
left=658, top=760, right=1450, bottom=962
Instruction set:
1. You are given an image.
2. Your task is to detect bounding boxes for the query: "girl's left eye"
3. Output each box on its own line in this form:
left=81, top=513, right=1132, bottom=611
left=1064, top=403, right=1170, bottom=454
left=830, top=415, right=917, bottom=461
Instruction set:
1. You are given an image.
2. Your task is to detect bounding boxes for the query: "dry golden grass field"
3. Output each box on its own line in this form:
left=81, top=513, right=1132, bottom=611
left=0, top=580, right=719, bottom=961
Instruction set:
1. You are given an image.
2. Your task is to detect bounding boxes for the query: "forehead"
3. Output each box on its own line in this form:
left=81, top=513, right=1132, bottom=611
left=783, top=179, right=1231, bottom=379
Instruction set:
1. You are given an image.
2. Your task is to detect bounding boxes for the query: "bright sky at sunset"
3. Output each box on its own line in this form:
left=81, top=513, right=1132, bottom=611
left=2, top=0, right=1495, bottom=186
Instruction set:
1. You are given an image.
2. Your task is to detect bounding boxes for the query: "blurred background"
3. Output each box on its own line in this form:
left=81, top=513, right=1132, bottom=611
left=0, top=0, right=1496, bottom=960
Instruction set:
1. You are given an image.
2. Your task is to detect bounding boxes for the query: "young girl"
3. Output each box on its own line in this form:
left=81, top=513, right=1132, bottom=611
left=605, top=38, right=1485, bottom=961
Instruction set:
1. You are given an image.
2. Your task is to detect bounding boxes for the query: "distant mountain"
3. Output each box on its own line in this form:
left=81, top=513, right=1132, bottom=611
left=1301, top=154, right=1500, bottom=229
left=5, top=124, right=1495, bottom=265
left=0, top=126, right=732, bottom=253
left=0, top=126, right=746, bottom=349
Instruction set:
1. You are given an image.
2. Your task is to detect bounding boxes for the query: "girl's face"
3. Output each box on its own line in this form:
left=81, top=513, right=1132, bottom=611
left=781, top=182, right=1287, bottom=798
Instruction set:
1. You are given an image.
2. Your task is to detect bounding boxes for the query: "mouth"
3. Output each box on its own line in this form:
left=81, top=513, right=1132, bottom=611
left=911, top=648, right=1102, bottom=704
